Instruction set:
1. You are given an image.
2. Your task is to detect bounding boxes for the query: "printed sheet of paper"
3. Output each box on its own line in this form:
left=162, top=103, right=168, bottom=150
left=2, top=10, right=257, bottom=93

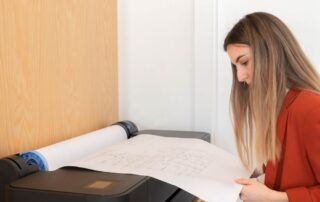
left=69, top=134, right=250, bottom=202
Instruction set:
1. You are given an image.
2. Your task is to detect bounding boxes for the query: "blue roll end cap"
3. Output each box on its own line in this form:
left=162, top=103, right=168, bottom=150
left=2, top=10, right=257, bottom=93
left=20, top=151, right=48, bottom=171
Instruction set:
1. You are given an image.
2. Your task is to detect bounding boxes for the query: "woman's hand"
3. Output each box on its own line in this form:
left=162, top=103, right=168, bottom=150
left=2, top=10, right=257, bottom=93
left=235, top=178, right=288, bottom=202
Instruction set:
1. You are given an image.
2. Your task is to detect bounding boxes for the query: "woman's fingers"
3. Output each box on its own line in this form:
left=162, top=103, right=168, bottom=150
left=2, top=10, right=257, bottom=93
left=235, top=178, right=254, bottom=185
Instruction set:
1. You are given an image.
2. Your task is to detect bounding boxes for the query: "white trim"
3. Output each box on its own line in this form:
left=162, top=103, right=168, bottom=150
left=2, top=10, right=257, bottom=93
left=194, top=0, right=218, bottom=143
left=212, top=0, right=219, bottom=144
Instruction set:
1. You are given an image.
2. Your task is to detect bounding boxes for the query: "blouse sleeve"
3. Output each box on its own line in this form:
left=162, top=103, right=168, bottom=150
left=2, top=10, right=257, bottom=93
left=286, top=106, right=320, bottom=202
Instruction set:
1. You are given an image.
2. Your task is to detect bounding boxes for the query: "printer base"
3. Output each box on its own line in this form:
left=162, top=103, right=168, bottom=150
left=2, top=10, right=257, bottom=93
left=1, top=128, right=210, bottom=202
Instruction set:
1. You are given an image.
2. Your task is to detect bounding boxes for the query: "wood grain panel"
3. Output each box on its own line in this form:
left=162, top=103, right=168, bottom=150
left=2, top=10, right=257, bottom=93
left=0, top=0, right=118, bottom=157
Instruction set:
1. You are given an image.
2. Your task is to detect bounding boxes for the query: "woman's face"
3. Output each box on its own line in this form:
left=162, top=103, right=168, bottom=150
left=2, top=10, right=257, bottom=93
left=226, top=44, right=254, bottom=85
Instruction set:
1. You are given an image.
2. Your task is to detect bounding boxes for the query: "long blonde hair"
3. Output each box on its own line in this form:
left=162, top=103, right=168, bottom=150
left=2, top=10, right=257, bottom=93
left=224, top=12, right=320, bottom=169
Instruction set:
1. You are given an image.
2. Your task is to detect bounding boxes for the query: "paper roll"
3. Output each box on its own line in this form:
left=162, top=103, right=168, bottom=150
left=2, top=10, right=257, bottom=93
left=21, top=125, right=128, bottom=171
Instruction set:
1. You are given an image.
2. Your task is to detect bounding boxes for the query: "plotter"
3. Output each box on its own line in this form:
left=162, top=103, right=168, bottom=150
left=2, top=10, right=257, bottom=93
left=0, top=121, right=210, bottom=202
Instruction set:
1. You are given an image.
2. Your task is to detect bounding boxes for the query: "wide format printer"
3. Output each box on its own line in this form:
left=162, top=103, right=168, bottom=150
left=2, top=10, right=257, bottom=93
left=0, top=121, right=210, bottom=202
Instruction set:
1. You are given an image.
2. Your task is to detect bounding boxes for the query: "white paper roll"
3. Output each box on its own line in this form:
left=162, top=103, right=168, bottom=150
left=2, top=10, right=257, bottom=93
left=21, top=125, right=128, bottom=171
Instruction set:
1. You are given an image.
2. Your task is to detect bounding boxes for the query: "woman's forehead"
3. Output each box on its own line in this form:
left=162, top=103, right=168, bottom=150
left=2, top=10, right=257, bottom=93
left=227, top=44, right=252, bottom=63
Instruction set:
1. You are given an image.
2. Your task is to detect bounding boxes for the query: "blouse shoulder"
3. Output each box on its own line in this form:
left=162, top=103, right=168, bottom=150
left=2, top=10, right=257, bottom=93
left=289, top=89, right=320, bottom=122
left=292, top=90, right=320, bottom=110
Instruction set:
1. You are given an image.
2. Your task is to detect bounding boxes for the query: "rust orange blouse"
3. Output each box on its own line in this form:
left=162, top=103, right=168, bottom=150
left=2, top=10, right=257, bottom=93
left=265, top=89, right=320, bottom=202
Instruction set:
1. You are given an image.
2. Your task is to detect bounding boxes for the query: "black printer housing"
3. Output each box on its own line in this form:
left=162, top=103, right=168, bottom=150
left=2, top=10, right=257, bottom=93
left=0, top=122, right=210, bottom=202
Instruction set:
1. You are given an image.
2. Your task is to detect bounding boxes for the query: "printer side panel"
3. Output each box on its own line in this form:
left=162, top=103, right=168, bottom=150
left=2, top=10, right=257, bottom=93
left=0, top=156, right=38, bottom=202
left=0, top=159, right=20, bottom=202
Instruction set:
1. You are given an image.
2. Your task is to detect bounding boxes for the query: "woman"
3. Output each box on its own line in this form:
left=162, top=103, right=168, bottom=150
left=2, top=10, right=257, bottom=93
left=224, top=12, right=320, bottom=202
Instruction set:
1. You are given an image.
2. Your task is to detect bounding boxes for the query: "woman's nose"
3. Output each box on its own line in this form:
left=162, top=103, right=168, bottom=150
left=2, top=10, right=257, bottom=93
left=237, top=69, right=248, bottom=82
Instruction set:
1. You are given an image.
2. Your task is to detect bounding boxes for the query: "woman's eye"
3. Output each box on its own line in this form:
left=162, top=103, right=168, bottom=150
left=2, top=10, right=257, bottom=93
left=241, top=61, right=248, bottom=66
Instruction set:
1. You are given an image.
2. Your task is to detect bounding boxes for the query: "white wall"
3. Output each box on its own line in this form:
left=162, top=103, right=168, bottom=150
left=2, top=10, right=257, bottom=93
left=216, top=0, right=320, bottom=154
left=118, top=0, right=216, bottom=134
left=118, top=0, right=320, bottom=154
